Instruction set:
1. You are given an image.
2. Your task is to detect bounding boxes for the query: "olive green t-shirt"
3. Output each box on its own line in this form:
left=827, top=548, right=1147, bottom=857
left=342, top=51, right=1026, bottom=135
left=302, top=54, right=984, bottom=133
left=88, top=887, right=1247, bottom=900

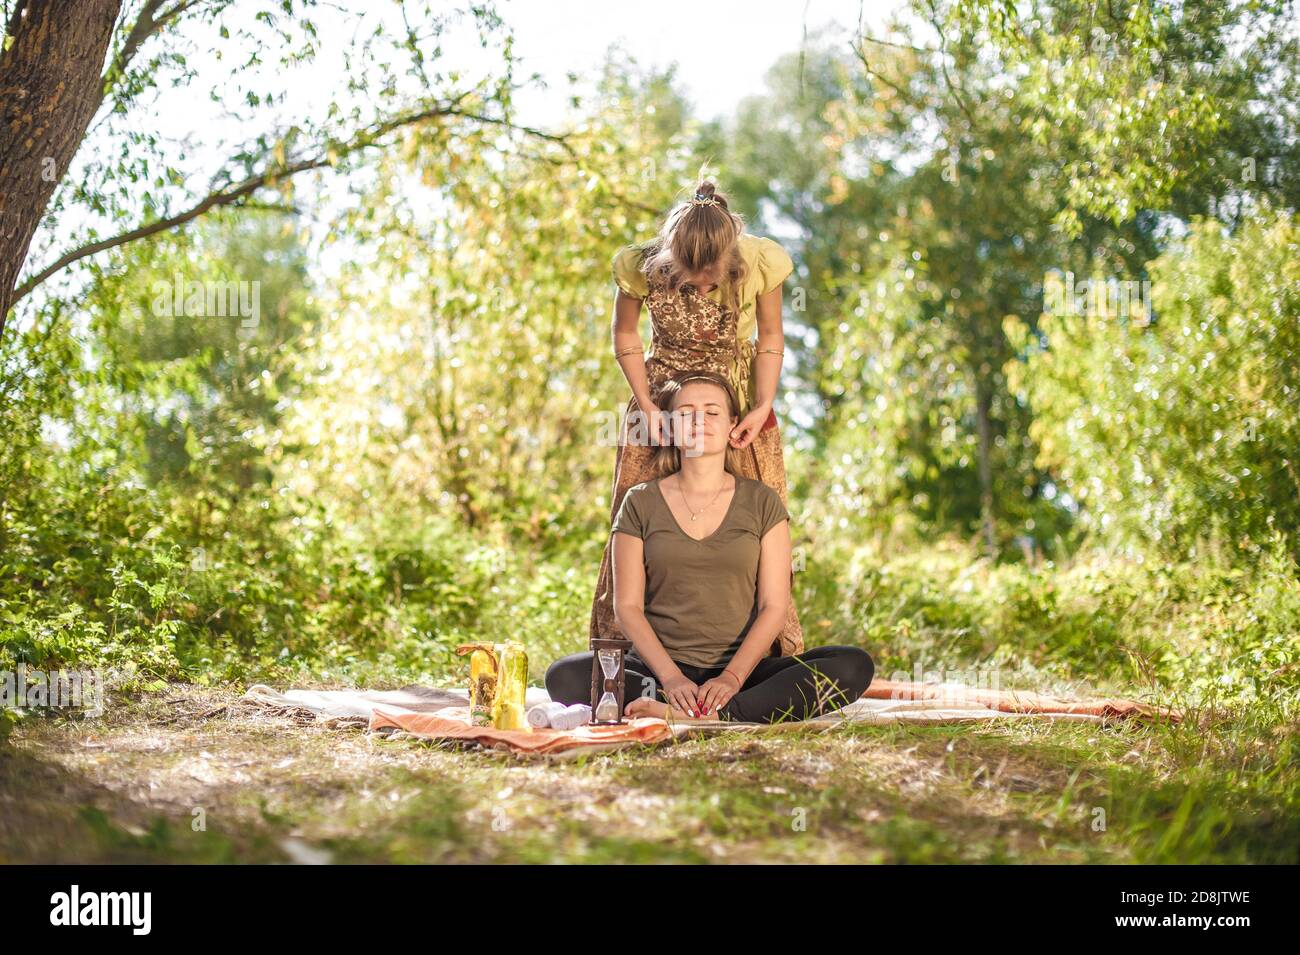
left=611, top=475, right=790, bottom=668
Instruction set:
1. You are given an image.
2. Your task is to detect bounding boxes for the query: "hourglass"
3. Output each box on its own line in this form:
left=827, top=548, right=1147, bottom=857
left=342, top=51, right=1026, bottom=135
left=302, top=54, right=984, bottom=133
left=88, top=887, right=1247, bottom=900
left=589, top=638, right=633, bottom=725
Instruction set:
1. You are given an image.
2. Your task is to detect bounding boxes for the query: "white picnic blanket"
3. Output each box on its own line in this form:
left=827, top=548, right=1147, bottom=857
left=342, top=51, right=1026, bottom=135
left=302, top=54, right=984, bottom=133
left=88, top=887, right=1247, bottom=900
left=242, top=682, right=1107, bottom=730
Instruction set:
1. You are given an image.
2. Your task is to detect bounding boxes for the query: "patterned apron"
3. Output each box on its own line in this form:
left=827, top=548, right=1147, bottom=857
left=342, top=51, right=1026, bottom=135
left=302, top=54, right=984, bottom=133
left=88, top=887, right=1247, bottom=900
left=588, top=271, right=806, bottom=658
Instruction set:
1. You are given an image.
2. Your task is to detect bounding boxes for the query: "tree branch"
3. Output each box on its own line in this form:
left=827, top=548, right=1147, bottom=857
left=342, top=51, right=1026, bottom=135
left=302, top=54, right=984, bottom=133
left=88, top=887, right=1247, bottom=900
left=13, top=98, right=571, bottom=304
left=859, top=34, right=938, bottom=55
left=104, top=0, right=166, bottom=87
left=925, top=0, right=981, bottom=130
left=851, top=38, right=912, bottom=101
left=100, top=0, right=206, bottom=105
left=82, top=0, right=212, bottom=144
left=13, top=158, right=319, bottom=301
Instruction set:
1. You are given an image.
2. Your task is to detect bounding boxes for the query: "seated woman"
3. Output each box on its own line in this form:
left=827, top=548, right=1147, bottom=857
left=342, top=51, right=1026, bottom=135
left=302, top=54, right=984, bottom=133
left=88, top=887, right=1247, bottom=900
left=547, top=371, right=874, bottom=724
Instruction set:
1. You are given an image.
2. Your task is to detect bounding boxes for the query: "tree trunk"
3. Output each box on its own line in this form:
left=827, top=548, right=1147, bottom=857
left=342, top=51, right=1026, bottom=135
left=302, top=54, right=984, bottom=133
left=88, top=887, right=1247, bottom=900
left=975, top=374, right=996, bottom=561
left=0, top=0, right=122, bottom=338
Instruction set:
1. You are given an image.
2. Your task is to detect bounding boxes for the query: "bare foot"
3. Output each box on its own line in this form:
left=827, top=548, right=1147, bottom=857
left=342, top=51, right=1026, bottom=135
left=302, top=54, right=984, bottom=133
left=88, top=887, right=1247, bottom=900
left=624, top=697, right=719, bottom=722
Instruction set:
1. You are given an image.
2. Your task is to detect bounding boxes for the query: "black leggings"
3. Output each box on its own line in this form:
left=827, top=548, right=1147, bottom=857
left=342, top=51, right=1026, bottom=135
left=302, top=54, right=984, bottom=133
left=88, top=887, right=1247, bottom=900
left=545, top=645, right=875, bottom=724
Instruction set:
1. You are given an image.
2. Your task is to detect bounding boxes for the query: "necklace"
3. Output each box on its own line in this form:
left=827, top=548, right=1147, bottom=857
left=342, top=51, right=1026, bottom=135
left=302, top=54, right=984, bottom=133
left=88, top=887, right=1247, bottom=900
left=674, top=475, right=731, bottom=521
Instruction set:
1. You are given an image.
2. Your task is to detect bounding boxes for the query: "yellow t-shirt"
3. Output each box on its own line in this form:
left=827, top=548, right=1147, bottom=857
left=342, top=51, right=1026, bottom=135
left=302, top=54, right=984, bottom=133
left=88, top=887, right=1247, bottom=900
left=610, top=233, right=795, bottom=341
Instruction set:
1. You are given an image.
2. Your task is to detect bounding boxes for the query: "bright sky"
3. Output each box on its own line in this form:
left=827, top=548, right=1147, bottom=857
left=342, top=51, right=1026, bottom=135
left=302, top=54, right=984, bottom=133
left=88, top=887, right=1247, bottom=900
left=497, top=0, right=904, bottom=127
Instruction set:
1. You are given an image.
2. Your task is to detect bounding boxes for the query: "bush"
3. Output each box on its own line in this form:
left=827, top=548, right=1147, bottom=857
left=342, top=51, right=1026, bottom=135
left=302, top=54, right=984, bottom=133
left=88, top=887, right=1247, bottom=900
left=1007, top=204, right=1300, bottom=564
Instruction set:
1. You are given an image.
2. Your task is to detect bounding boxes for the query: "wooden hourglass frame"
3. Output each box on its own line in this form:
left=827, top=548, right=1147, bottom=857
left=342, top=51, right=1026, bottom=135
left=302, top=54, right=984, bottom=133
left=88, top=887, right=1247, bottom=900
left=589, top=637, right=633, bottom=725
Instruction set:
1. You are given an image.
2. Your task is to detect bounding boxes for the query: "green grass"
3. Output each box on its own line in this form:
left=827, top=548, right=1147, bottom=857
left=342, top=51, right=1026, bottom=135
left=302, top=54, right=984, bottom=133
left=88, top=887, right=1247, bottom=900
left=3, top=678, right=1296, bottom=864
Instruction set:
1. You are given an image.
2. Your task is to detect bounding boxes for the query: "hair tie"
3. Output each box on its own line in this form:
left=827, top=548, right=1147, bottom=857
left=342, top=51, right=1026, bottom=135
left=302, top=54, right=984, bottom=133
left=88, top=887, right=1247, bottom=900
left=691, top=192, right=719, bottom=207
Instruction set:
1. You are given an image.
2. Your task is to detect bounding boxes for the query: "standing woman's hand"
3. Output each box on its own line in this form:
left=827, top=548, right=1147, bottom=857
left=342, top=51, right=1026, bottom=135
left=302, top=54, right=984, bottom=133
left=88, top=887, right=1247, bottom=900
left=635, top=396, right=666, bottom=446
left=729, top=402, right=772, bottom=450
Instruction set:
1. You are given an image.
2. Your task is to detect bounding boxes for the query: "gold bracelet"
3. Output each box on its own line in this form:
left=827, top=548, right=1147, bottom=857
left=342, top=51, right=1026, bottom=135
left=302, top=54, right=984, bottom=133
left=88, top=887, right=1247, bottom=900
left=614, top=346, right=643, bottom=359
left=756, top=348, right=784, bottom=356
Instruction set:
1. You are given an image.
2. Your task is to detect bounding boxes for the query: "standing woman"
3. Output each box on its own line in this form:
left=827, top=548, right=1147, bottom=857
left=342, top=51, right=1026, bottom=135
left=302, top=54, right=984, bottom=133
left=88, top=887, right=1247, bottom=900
left=589, top=178, right=804, bottom=659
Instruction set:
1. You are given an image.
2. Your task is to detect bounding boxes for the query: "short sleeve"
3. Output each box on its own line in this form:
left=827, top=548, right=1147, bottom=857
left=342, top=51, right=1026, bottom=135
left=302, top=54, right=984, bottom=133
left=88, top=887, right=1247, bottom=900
left=612, top=486, right=645, bottom=539
left=612, top=245, right=649, bottom=299
left=757, top=485, right=790, bottom=538
left=755, top=237, right=794, bottom=296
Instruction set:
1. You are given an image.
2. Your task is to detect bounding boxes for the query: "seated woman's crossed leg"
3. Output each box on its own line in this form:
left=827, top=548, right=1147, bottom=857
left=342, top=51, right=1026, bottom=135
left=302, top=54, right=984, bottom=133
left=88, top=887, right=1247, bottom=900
left=547, top=644, right=874, bottom=724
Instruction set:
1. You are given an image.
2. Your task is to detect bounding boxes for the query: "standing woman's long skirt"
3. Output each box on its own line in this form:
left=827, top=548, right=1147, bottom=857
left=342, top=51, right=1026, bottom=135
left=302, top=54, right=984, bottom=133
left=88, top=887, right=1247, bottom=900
left=588, top=381, right=805, bottom=659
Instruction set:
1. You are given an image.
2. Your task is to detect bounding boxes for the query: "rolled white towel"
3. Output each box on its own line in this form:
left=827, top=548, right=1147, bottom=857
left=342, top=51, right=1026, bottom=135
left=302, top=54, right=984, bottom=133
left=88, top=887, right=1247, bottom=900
left=549, top=703, right=592, bottom=731
left=526, top=701, right=569, bottom=728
